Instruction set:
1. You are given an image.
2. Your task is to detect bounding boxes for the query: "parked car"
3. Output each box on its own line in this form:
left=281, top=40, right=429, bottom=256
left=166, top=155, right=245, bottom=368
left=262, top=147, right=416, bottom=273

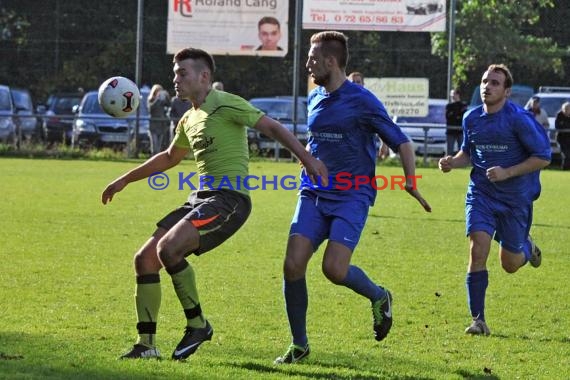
left=395, top=98, right=447, bottom=157
left=11, top=88, right=39, bottom=141
left=469, top=84, right=534, bottom=109
left=38, top=92, right=83, bottom=144
left=406, top=0, right=443, bottom=14
left=72, top=89, right=150, bottom=151
left=248, top=96, right=309, bottom=157
left=0, top=84, right=17, bottom=144
left=525, top=86, right=570, bottom=158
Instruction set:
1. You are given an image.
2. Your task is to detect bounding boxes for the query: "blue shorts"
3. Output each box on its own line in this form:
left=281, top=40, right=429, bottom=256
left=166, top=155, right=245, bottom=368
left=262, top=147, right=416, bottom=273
left=465, top=191, right=533, bottom=253
left=289, top=192, right=369, bottom=251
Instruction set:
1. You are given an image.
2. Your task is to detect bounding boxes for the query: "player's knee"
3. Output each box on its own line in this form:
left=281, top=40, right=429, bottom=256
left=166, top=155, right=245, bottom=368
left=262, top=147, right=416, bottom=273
left=322, top=262, right=344, bottom=284
left=283, top=256, right=306, bottom=280
left=134, top=248, right=161, bottom=274
left=501, top=260, right=521, bottom=274
left=157, top=241, right=182, bottom=268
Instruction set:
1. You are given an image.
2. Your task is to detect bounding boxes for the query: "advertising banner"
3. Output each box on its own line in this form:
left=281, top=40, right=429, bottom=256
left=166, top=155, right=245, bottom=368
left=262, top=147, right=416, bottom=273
left=303, top=0, right=446, bottom=32
left=367, top=77, right=429, bottom=117
left=167, top=0, right=289, bottom=57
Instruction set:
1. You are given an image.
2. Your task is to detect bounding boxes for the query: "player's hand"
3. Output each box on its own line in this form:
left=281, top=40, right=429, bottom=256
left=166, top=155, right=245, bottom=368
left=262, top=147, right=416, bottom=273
left=438, top=155, right=453, bottom=173
left=486, top=166, right=508, bottom=182
left=101, top=178, right=127, bottom=205
left=404, top=184, right=432, bottom=212
left=379, top=143, right=389, bottom=160
left=303, top=157, right=329, bottom=187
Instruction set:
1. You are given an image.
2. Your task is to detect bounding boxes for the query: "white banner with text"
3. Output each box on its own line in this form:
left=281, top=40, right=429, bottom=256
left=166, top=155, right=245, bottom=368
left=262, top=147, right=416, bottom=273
left=303, top=0, right=446, bottom=32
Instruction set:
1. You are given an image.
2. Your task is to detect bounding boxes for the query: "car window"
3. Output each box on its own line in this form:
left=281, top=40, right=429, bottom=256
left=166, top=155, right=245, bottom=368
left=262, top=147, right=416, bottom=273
left=0, top=89, right=12, bottom=111
left=82, top=94, right=104, bottom=114
left=539, top=96, right=570, bottom=116
left=250, top=100, right=307, bottom=123
left=12, top=90, right=33, bottom=110
left=54, top=97, right=82, bottom=114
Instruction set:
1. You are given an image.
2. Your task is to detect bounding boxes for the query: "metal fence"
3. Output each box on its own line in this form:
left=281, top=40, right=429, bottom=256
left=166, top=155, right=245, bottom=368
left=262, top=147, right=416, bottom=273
left=2, top=113, right=565, bottom=165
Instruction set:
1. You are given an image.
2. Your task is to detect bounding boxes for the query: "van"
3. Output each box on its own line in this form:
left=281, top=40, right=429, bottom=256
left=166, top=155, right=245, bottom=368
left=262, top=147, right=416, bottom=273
left=469, top=84, right=535, bottom=109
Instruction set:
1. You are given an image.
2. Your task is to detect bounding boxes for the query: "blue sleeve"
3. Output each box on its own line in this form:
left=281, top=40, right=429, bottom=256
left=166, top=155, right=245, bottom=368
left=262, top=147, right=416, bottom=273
left=360, top=93, right=409, bottom=151
left=516, top=113, right=552, bottom=161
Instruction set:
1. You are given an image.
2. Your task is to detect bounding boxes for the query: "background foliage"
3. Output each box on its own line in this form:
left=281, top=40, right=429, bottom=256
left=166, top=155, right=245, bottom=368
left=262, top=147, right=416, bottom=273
left=0, top=0, right=569, bottom=103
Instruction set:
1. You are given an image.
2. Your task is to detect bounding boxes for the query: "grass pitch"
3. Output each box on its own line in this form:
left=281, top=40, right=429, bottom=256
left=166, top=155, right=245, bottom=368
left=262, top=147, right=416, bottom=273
left=0, top=157, right=569, bottom=379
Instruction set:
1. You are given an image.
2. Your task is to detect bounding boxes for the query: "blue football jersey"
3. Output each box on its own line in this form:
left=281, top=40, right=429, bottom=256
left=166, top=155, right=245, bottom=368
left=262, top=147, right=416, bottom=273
left=299, top=80, right=410, bottom=205
left=461, top=101, right=551, bottom=206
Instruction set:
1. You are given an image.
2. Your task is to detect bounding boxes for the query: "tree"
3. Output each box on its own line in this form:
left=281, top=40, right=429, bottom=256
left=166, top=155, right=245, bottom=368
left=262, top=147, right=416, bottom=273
left=432, top=0, right=565, bottom=90
left=0, top=7, right=28, bottom=43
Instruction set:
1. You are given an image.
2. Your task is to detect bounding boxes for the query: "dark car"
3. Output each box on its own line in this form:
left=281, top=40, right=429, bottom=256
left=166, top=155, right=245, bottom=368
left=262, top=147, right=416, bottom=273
left=72, top=90, right=150, bottom=151
left=38, top=92, right=83, bottom=144
left=0, top=84, right=17, bottom=143
left=11, top=88, right=39, bottom=141
left=248, top=96, right=308, bottom=157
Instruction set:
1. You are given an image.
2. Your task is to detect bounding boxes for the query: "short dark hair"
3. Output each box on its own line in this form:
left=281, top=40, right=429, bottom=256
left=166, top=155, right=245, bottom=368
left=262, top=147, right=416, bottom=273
left=258, top=16, right=280, bottom=29
left=173, top=48, right=216, bottom=74
left=310, top=31, right=349, bottom=70
left=487, top=64, right=513, bottom=89
left=348, top=71, right=364, bottom=79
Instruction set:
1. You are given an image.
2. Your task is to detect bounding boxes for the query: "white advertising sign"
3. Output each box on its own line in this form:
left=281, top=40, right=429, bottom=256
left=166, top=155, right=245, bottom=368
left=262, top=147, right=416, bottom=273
left=167, top=0, right=289, bottom=57
left=303, top=0, right=446, bottom=32
left=367, top=78, right=429, bottom=117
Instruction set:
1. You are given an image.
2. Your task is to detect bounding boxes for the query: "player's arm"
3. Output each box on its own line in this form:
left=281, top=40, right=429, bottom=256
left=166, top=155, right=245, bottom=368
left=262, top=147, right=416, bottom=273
left=439, top=150, right=471, bottom=173
left=101, top=144, right=189, bottom=204
left=486, top=156, right=550, bottom=183
left=253, top=115, right=328, bottom=186
left=398, top=142, right=431, bottom=212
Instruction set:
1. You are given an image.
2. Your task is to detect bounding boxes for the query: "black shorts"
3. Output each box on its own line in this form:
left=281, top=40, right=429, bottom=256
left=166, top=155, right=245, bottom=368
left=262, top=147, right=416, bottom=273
left=157, top=190, right=252, bottom=256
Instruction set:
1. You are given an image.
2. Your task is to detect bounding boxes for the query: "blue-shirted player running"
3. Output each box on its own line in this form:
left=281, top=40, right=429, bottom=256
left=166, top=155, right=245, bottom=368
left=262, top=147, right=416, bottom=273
left=274, top=31, right=432, bottom=364
left=439, top=64, right=551, bottom=336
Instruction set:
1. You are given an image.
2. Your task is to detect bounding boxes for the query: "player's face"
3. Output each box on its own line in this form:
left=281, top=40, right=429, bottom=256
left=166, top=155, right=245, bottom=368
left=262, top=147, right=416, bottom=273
left=172, top=59, right=207, bottom=100
left=306, top=43, right=331, bottom=87
left=258, top=23, right=281, bottom=50
left=480, top=70, right=511, bottom=108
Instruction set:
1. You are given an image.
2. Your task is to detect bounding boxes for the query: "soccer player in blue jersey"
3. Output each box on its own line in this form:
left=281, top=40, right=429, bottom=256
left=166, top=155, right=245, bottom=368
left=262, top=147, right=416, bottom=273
left=438, top=64, right=551, bottom=336
left=274, top=31, right=432, bottom=364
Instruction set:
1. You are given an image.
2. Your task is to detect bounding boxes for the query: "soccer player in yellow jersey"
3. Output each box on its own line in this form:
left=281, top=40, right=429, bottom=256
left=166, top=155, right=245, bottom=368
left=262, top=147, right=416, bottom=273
left=101, top=48, right=328, bottom=360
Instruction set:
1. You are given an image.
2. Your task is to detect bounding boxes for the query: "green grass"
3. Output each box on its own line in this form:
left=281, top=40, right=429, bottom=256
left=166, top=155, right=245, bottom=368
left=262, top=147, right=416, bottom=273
left=0, top=157, right=569, bottom=379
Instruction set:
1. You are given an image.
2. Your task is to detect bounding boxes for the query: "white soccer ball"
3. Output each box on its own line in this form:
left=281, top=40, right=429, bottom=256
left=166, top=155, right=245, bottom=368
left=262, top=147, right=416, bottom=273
left=97, top=76, right=140, bottom=118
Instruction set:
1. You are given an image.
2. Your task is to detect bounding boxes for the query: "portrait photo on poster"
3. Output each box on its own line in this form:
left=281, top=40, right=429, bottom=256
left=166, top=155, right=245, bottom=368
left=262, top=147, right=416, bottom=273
left=167, top=0, right=289, bottom=57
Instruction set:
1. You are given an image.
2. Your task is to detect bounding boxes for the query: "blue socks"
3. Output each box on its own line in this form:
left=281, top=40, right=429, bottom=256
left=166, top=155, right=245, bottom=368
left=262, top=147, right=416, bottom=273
left=284, top=277, right=308, bottom=347
left=284, top=266, right=384, bottom=347
left=341, top=265, right=384, bottom=302
left=466, top=270, right=488, bottom=321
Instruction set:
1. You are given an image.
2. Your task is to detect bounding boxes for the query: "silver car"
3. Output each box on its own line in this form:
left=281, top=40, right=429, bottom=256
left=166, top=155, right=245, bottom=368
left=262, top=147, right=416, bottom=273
left=395, top=98, right=447, bottom=157
left=72, top=90, right=150, bottom=151
left=247, top=96, right=308, bottom=157
left=0, top=85, right=16, bottom=144
left=12, top=88, right=39, bottom=141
